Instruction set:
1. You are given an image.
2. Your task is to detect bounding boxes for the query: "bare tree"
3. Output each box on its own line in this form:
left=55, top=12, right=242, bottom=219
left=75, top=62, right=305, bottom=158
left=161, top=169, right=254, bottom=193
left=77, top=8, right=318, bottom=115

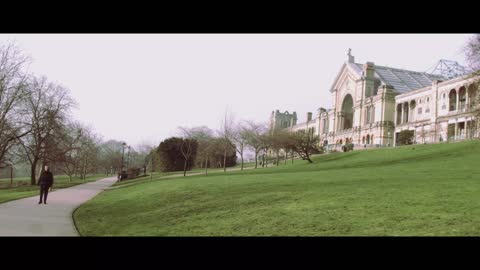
left=132, top=141, right=156, bottom=177
left=232, top=122, right=250, bottom=170
left=181, top=126, right=214, bottom=176
left=218, top=109, right=236, bottom=172
left=0, top=43, right=31, bottom=169
left=464, top=34, right=480, bottom=134
left=465, top=34, right=480, bottom=72
left=135, top=141, right=157, bottom=179
left=259, top=133, right=272, bottom=168
left=243, top=121, right=267, bottom=169
left=75, top=126, right=101, bottom=180
left=17, top=76, right=76, bottom=185
left=98, top=139, right=125, bottom=175
left=291, top=131, right=320, bottom=163
left=178, top=127, right=199, bottom=177
left=54, top=121, right=85, bottom=181
left=271, top=128, right=296, bottom=165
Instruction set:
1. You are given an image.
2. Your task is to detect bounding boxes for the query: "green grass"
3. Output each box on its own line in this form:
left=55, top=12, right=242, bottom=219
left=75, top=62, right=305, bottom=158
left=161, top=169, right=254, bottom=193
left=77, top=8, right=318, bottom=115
left=113, top=162, right=260, bottom=188
left=0, top=174, right=109, bottom=204
left=112, top=172, right=177, bottom=187
left=74, top=140, right=480, bottom=236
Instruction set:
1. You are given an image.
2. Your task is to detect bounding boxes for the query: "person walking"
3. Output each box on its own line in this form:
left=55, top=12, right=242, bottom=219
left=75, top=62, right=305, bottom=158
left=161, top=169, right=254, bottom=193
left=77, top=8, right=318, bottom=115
left=38, top=165, right=54, bottom=205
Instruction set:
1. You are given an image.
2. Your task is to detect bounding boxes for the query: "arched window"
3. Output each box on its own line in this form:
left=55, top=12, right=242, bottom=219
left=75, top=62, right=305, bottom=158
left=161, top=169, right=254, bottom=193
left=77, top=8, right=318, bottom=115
left=449, top=89, right=457, bottom=111
left=396, top=104, right=402, bottom=124
left=403, top=102, right=409, bottom=123
left=468, top=84, right=478, bottom=108
left=459, top=86, right=466, bottom=110
left=341, top=94, right=354, bottom=130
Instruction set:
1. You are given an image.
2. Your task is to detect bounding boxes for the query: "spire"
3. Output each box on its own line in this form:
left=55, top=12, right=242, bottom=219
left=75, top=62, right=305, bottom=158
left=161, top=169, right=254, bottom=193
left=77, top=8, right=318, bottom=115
left=347, top=48, right=354, bottom=63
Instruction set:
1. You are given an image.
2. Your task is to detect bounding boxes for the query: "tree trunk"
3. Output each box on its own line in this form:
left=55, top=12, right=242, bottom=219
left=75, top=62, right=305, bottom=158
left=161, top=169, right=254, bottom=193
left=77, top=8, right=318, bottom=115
left=276, top=150, right=279, bottom=166
left=241, top=154, right=244, bottom=170
left=205, top=155, right=208, bottom=176
left=254, top=151, right=258, bottom=169
left=284, top=151, right=287, bottom=165
left=223, top=147, right=227, bottom=172
left=10, top=165, right=13, bottom=186
left=305, top=152, right=313, bottom=163
left=183, top=158, right=187, bottom=177
left=150, top=157, right=153, bottom=180
left=291, top=150, right=294, bottom=164
left=262, top=153, right=265, bottom=168
left=83, top=156, right=88, bottom=180
left=30, top=159, right=38, bottom=185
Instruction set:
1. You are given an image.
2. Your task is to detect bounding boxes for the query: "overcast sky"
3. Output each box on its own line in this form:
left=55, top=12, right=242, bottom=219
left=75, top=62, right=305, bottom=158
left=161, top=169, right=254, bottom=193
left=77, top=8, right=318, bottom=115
left=0, top=34, right=472, bottom=148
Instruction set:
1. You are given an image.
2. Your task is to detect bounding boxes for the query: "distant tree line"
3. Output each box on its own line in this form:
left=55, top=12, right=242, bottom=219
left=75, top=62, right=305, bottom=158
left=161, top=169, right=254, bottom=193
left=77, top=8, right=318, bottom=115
left=145, top=110, right=324, bottom=177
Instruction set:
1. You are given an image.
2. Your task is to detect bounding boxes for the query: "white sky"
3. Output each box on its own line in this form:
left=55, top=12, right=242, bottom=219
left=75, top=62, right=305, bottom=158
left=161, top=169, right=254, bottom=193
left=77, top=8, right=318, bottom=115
left=0, top=34, right=472, bottom=147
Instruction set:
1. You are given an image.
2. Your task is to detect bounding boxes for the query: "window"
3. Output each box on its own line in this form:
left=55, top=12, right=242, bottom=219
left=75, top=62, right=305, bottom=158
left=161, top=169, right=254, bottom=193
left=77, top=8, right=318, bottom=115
left=427, top=97, right=429, bottom=102
left=425, top=108, right=430, bottom=113
left=322, top=119, right=328, bottom=134
left=418, top=108, right=422, bottom=114
left=443, top=93, right=446, bottom=99
left=365, top=106, right=375, bottom=124
left=442, top=104, right=446, bottom=110
left=419, top=99, right=422, bottom=104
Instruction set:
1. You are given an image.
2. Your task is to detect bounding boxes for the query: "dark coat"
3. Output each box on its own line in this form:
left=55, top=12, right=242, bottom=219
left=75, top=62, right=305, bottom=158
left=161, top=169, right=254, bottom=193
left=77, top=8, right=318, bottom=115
left=38, top=171, right=54, bottom=187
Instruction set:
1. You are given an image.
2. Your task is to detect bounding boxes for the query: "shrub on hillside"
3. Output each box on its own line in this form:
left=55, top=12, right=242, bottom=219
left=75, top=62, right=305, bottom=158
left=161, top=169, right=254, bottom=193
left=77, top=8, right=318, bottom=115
left=157, top=137, right=198, bottom=172
left=126, top=167, right=141, bottom=179
left=397, top=130, right=414, bottom=146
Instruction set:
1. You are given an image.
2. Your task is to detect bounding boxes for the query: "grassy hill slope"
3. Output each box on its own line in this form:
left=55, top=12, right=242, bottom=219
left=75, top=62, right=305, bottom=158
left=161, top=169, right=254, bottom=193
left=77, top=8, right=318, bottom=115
left=74, top=141, right=480, bottom=236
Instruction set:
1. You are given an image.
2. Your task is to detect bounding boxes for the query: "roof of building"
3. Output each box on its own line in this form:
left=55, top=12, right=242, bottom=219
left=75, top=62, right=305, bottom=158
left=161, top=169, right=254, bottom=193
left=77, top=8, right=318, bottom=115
left=349, top=62, right=446, bottom=94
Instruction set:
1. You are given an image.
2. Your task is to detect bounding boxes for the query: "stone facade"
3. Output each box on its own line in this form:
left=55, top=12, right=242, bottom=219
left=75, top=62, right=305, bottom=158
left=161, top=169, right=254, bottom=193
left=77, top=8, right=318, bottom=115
left=270, top=110, right=297, bottom=131
left=394, top=75, right=479, bottom=145
left=271, top=50, right=479, bottom=149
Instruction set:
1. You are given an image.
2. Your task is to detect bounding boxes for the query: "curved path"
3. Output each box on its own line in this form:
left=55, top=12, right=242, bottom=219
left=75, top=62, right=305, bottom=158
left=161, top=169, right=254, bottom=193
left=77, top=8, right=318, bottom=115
left=0, top=177, right=116, bottom=236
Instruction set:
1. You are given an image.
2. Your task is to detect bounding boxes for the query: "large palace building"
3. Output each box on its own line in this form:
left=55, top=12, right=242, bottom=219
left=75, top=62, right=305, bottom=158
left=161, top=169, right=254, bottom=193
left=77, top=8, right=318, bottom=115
left=270, top=50, right=479, bottom=149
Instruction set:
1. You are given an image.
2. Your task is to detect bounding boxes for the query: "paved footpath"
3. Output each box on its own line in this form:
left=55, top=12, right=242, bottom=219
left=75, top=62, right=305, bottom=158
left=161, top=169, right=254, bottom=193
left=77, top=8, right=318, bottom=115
left=0, top=177, right=117, bottom=236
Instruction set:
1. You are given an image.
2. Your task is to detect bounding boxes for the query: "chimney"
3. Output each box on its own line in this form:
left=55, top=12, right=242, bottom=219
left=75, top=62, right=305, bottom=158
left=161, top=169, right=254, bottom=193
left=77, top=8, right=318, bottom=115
left=363, top=62, right=375, bottom=79
left=363, top=62, right=375, bottom=97
left=307, top=112, right=312, bottom=122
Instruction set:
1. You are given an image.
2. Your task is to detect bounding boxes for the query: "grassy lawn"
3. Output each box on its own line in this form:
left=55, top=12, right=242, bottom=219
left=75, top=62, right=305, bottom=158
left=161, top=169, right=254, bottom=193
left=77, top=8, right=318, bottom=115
left=0, top=174, right=110, bottom=204
left=74, top=140, right=480, bottom=236
left=113, top=162, right=261, bottom=188
left=113, top=172, right=177, bottom=187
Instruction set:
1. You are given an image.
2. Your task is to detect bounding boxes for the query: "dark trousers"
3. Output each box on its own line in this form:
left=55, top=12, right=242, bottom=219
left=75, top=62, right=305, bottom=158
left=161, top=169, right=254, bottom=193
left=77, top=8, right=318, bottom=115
left=39, top=184, right=49, bottom=203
